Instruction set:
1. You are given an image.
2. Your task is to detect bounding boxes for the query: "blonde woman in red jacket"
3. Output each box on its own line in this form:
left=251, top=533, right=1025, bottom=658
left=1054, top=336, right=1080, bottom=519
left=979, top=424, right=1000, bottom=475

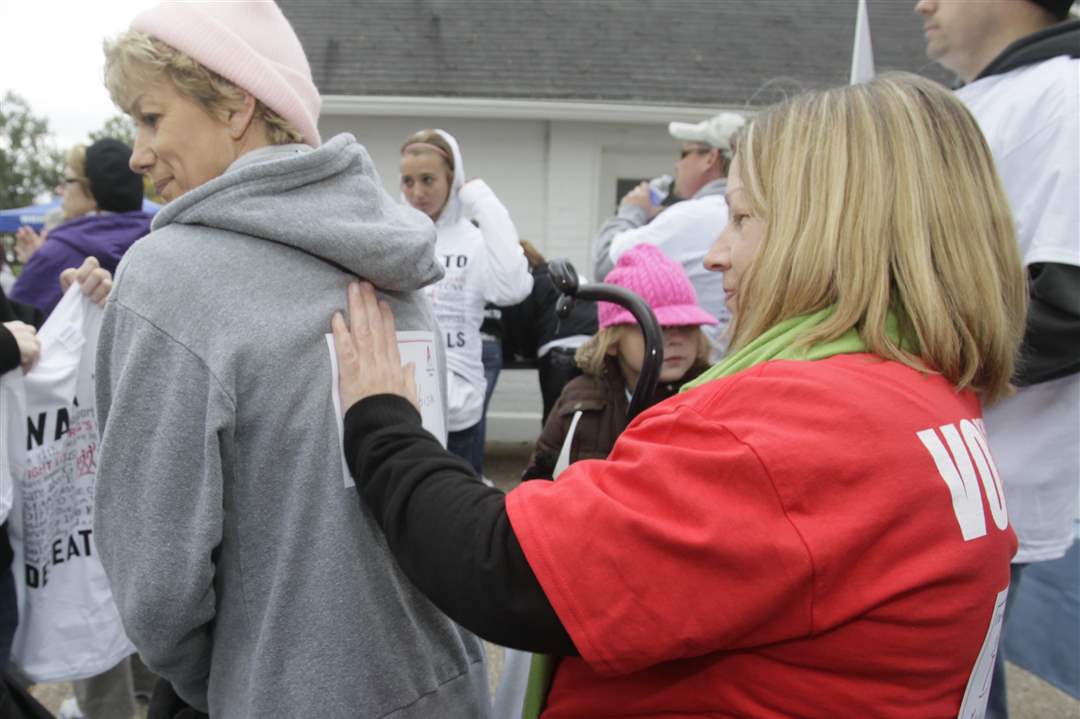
left=331, top=73, right=1025, bottom=719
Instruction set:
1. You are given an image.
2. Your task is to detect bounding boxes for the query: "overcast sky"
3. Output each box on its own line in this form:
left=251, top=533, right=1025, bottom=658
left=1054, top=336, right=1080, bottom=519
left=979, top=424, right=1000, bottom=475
left=2, top=0, right=158, bottom=149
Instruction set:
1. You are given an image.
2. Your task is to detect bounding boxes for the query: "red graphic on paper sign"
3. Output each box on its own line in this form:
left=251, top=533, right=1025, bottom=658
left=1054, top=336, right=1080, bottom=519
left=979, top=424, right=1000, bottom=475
left=75, top=443, right=97, bottom=478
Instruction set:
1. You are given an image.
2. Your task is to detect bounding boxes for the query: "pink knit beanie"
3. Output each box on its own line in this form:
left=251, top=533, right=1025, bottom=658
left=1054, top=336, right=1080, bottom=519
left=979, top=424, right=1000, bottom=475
left=599, top=245, right=719, bottom=329
left=131, top=1, right=322, bottom=147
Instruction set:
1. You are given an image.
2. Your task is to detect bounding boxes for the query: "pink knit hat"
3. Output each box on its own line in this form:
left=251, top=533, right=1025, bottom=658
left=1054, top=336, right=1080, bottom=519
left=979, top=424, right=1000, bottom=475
left=132, top=1, right=322, bottom=147
left=599, top=245, right=719, bottom=329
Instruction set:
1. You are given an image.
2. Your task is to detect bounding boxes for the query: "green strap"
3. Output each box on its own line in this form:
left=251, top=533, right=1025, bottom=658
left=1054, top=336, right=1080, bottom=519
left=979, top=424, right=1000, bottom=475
left=521, top=653, right=555, bottom=719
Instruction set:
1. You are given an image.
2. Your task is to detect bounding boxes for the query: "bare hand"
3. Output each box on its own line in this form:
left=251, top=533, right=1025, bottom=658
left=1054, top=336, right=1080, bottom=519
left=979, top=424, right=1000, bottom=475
left=4, top=321, right=40, bottom=372
left=331, top=281, right=418, bottom=414
left=59, top=256, right=113, bottom=307
left=620, top=181, right=661, bottom=219
left=15, top=226, right=45, bottom=264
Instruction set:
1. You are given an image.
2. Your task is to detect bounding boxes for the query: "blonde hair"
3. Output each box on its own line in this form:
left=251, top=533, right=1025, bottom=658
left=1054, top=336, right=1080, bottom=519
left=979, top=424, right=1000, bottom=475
left=400, top=130, right=455, bottom=176
left=730, top=73, right=1025, bottom=403
left=575, top=325, right=711, bottom=378
left=575, top=326, right=626, bottom=376
left=519, top=239, right=545, bottom=269
left=103, top=31, right=302, bottom=145
left=64, top=145, right=88, bottom=185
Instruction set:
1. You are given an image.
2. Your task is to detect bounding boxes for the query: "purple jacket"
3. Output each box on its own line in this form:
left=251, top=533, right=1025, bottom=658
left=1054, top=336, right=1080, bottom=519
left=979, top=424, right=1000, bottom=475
left=10, top=211, right=153, bottom=317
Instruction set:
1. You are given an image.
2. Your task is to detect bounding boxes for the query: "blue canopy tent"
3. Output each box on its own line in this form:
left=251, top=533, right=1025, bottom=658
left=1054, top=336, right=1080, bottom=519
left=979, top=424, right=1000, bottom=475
left=0, top=197, right=160, bottom=233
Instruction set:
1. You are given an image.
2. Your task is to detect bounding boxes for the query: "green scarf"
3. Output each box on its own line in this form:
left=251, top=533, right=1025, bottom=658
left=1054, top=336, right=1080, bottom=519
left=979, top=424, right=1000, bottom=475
left=682, top=306, right=903, bottom=390
left=521, top=654, right=554, bottom=719
left=520, top=306, right=900, bottom=718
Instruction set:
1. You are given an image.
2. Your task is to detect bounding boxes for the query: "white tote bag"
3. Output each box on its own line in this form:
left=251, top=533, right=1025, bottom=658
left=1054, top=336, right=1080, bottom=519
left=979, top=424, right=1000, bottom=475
left=1, top=286, right=134, bottom=681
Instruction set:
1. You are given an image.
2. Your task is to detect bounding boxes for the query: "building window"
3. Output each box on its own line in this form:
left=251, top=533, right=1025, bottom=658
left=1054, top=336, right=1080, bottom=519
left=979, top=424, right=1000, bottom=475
left=614, top=178, right=648, bottom=211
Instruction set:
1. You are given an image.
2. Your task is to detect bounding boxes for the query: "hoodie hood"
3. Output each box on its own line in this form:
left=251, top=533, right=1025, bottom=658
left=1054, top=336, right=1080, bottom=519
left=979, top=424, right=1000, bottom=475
left=976, top=18, right=1080, bottom=80
left=152, top=133, right=442, bottom=292
left=431, top=128, right=467, bottom=229
left=693, top=178, right=727, bottom=200
left=49, top=212, right=153, bottom=267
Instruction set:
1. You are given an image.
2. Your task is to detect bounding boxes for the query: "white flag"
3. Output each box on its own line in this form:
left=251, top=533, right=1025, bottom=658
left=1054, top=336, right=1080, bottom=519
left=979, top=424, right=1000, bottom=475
left=850, top=0, right=876, bottom=85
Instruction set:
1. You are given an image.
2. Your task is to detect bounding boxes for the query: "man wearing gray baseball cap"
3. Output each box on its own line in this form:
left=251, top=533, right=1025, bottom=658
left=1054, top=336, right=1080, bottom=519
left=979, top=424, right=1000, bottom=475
left=592, top=111, right=745, bottom=357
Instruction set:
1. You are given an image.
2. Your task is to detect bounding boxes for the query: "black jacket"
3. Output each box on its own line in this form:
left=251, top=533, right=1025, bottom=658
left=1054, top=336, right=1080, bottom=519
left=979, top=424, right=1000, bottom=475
left=0, top=288, right=41, bottom=583
left=0, top=287, right=42, bottom=376
left=502, top=263, right=598, bottom=360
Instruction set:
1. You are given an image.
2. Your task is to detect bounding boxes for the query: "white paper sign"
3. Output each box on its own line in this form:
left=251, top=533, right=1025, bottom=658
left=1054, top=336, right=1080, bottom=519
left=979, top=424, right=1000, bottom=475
left=957, top=586, right=1009, bottom=719
left=4, top=286, right=135, bottom=681
left=326, top=330, right=446, bottom=488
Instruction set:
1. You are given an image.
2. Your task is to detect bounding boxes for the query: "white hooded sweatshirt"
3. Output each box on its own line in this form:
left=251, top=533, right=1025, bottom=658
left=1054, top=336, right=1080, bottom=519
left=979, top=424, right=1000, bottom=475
left=423, top=130, right=532, bottom=432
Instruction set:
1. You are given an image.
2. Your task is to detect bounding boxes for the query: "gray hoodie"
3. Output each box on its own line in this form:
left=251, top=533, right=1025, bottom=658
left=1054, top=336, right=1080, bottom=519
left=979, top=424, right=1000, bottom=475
left=94, top=134, right=490, bottom=718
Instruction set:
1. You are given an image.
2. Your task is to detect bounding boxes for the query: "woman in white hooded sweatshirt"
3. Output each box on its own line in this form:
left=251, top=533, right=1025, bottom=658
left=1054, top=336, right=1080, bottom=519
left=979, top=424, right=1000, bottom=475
left=399, top=129, right=532, bottom=474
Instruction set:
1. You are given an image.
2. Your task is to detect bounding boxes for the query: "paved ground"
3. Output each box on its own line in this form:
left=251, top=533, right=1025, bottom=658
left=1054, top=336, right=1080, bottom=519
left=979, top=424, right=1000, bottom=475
left=27, top=441, right=1079, bottom=718
left=28, top=661, right=1079, bottom=718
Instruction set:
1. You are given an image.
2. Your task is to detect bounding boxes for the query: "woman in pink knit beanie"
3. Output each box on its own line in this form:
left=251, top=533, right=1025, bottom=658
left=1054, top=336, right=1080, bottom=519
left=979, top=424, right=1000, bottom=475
left=102, top=0, right=321, bottom=201
left=93, top=3, right=491, bottom=719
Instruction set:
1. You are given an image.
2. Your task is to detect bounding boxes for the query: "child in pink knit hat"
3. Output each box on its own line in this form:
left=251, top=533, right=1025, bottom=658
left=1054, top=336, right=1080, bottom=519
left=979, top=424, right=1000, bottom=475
left=522, top=243, right=718, bottom=480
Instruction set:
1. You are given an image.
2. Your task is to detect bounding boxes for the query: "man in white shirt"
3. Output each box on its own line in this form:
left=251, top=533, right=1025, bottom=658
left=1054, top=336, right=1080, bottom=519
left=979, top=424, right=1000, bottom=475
left=915, top=1, right=1080, bottom=716
left=592, top=112, right=745, bottom=356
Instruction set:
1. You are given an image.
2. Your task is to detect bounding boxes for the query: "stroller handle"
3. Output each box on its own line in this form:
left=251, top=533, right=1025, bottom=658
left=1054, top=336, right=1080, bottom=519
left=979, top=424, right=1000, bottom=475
left=548, top=258, right=663, bottom=422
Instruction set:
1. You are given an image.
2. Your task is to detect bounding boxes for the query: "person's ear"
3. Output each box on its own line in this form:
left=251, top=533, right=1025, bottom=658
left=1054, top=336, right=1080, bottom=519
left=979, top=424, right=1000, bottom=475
left=707, top=149, right=723, bottom=172
left=605, top=331, right=621, bottom=356
left=717, top=153, right=730, bottom=176
left=228, top=92, right=258, bottom=140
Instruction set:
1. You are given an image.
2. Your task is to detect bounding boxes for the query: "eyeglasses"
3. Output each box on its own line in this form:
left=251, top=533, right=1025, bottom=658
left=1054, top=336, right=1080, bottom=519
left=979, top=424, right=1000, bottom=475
left=678, top=147, right=713, bottom=160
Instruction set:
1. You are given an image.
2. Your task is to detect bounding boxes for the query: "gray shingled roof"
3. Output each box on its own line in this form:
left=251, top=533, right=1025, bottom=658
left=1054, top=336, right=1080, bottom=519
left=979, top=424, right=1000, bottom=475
left=279, top=0, right=954, bottom=107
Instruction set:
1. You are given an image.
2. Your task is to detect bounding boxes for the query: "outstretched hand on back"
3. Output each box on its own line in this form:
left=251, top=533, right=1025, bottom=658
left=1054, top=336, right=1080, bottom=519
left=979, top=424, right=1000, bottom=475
left=331, top=281, right=418, bottom=415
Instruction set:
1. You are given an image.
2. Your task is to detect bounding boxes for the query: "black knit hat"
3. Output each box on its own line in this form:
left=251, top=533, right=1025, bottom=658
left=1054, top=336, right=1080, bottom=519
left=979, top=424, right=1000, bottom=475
left=1029, top=0, right=1074, bottom=20
left=84, top=139, right=143, bottom=213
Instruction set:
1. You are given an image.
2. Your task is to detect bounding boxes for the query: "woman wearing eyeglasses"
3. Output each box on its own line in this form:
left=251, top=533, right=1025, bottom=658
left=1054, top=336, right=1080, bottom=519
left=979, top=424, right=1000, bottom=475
left=9, top=139, right=152, bottom=317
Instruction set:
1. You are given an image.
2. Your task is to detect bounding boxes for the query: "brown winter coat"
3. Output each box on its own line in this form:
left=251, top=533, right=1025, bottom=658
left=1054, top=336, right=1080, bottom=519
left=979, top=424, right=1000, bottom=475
left=521, top=356, right=709, bottom=481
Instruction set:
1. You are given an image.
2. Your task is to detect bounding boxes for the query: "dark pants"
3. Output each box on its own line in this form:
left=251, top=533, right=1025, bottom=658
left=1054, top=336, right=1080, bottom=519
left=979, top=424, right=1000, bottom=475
left=148, top=678, right=208, bottom=719
left=986, top=562, right=1028, bottom=719
left=0, top=568, right=52, bottom=719
left=471, top=338, right=503, bottom=475
left=538, top=348, right=583, bottom=425
left=0, top=675, right=53, bottom=719
left=0, top=565, right=17, bottom=666
left=447, top=422, right=484, bottom=476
